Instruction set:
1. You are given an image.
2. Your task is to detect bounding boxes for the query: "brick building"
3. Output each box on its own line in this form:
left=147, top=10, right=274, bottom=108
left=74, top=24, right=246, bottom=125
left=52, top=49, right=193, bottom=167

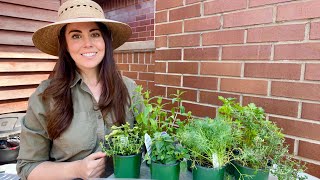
left=0, top=0, right=319, bottom=177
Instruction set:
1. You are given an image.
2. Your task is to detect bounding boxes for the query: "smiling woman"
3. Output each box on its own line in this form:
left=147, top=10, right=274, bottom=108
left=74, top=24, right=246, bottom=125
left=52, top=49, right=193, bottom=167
left=15, top=0, right=143, bottom=180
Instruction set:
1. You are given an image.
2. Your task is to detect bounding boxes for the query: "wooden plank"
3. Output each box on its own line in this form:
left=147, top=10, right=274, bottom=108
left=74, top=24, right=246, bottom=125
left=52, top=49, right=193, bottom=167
left=0, top=88, right=35, bottom=100
left=0, top=74, right=49, bottom=87
left=0, top=16, right=49, bottom=32
left=0, top=2, right=56, bottom=22
left=0, top=30, right=33, bottom=46
left=0, top=62, right=55, bottom=72
left=0, top=0, right=60, bottom=11
left=0, top=52, right=58, bottom=59
left=0, top=45, right=41, bottom=53
left=0, top=100, right=27, bottom=114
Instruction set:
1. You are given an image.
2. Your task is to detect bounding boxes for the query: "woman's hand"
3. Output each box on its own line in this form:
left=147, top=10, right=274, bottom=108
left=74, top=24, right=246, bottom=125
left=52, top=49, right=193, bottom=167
left=76, top=152, right=106, bottom=179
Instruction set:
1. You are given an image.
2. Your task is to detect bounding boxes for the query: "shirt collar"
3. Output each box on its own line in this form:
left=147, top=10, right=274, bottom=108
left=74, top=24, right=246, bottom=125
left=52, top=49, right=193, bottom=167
left=70, top=71, right=82, bottom=88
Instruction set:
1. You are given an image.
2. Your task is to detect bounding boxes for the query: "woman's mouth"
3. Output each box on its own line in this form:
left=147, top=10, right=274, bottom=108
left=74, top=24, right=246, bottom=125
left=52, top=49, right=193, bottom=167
left=81, top=52, right=97, bottom=57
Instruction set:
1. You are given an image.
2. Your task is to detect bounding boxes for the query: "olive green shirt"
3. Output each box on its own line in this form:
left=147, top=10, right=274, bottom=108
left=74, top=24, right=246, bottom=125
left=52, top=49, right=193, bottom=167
left=16, top=73, right=142, bottom=180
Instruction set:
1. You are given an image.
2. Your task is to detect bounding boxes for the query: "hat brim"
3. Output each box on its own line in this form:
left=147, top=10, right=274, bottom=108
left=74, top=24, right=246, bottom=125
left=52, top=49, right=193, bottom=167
left=32, top=18, right=132, bottom=56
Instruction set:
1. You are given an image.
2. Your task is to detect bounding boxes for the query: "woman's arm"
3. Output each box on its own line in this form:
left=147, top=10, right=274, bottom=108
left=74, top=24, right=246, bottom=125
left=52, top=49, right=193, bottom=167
left=28, top=152, right=106, bottom=180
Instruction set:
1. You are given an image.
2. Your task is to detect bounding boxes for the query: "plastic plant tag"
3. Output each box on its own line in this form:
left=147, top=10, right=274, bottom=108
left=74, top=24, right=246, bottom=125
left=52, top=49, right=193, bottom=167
left=119, top=136, right=128, bottom=147
left=144, top=133, right=152, bottom=156
left=212, top=153, right=219, bottom=168
left=160, top=131, right=167, bottom=136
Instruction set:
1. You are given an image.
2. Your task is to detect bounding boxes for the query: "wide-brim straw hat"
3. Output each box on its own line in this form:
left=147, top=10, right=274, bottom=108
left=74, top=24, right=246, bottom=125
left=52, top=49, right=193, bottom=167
left=32, top=0, right=132, bottom=56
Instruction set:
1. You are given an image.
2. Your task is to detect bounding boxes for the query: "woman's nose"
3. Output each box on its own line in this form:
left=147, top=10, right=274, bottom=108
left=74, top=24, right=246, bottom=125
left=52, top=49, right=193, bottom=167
left=83, top=36, right=93, bottom=47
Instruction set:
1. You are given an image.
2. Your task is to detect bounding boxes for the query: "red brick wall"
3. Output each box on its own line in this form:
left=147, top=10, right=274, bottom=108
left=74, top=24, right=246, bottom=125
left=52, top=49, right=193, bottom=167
left=154, top=0, right=320, bottom=177
left=103, top=0, right=154, bottom=42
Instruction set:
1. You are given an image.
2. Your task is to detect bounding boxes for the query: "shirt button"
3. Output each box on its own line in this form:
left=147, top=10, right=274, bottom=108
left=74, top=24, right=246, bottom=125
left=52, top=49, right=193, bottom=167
left=93, top=105, right=99, bottom=111
left=98, top=114, right=103, bottom=119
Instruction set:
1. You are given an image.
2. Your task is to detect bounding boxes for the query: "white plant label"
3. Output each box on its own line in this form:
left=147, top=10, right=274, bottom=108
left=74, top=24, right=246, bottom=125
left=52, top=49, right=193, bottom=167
left=144, top=133, right=152, bottom=156
left=212, top=153, right=219, bottom=168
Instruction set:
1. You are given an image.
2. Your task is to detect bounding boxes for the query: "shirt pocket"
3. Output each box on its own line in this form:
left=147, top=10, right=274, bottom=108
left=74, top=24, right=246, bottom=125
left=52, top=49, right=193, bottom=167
left=53, top=112, right=97, bottom=155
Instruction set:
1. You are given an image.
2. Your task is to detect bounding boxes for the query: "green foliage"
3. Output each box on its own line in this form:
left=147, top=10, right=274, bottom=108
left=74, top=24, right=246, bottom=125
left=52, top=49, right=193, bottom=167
left=217, top=96, right=306, bottom=180
left=144, top=132, right=189, bottom=165
left=177, top=117, right=241, bottom=168
left=100, top=122, right=144, bottom=156
left=131, top=85, right=192, bottom=137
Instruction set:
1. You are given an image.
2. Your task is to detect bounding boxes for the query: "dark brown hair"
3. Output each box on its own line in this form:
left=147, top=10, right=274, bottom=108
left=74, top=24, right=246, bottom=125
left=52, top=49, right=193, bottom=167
left=42, top=22, right=130, bottom=139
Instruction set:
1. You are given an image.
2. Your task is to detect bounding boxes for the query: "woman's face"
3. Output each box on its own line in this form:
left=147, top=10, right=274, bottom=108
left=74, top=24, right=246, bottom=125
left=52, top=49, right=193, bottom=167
left=65, top=22, right=105, bottom=73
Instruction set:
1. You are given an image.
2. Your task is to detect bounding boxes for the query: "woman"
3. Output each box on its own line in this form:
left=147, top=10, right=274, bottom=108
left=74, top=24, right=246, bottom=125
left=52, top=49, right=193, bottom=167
left=16, top=0, right=141, bottom=179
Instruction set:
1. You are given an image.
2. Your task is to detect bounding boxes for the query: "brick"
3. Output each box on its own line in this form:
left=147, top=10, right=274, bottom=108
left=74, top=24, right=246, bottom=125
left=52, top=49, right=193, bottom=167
left=151, top=53, right=155, bottom=64
left=272, top=81, right=320, bottom=101
left=139, top=31, right=150, bottom=38
left=167, top=87, right=197, bottom=102
left=301, top=103, right=320, bottom=122
left=247, top=24, right=305, bottom=42
left=224, top=7, right=273, bottom=28
left=204, top=0, right=247, bottom=15
left=298, top=141, right=320, bottom=161
left=304, top=161, right=320, bottom=178
left=275, top=43, right=320, bottom=60
left=117, top=64, right=129, bottom=71
left=183, top=76, right=218, bottom=90
left=203, top=30, right=245, bottom=45
left=155, top=49, right=181, bottom=60
left=155, top=11, right=167, bottom=23
left=154, top=74, right=181, bottom=86
left=133, top=53, right=139, bottom=63
left=244, top=63, right=301, bottom=80
left=169, top=34, right=200, bottom=47
left=277, top=0, right=320, bottom=21
left=182, top=102, right=216, bottom=118
left=201, top=62, right=241, bottom=77
left=310, top=21, right=320, bottom=40
left=305, top=64, right=320, bottom=81
left=155, top=36, right=167, bottom=48
left=222, top=45, right=271, bottom=60
left=155, top=21, right=183, bottom=36
left=147, top=64, right=155, bottom=72
left=184, top=47, right=219, bottom=61
left=148, top=82, right=166, bottom=96
left=147, top=25, right=154, bottom=31
left=270, top=116, right=320, bottom=141
left=136, top=26, right=147, bottom=32
left=199, top=91, right=240, bottom=106
left=139, top=72, right=154, bottom=81
left=139, top=53, right=145, bottom=64
left=154, top=62, right=166, bottom=73
left=185, top=16, right=221, bottom=32
left=221, top=78, right=268, bottom=95
left=169, top=4, right=200, bottom=21
left=130, top=64, right=147, bottom=72
left=139, top=19, right=151, bottom=26
left=186, top=0, right=202, bottom=4
left=127, top=53, right=133, bottom=63
left=243, top=96, right=299, bottom=117
left=135, top=80, right=148, bottom=89
left=136, top=14, right=146, bottom=21
left=168, top=62, right=198, bottom=74
left=156, top=0, right=183, bottom=11
left=250, top=0, right=293, bottom=7
left=123, top=71, right=138, bottom=79
left=145, top=52, right=152, bottom=64
left=284, top=137, right=294, bottom=154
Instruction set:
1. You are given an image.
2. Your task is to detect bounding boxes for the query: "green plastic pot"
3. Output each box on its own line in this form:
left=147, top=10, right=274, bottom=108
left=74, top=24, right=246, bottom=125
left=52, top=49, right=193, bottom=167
left=113, top=153, right=142, bottom=178
left=193, top=164, right=225, bottom=180
left=151, top=161, right=180, bottom=180
left=233, top=162, right=269, bottom=180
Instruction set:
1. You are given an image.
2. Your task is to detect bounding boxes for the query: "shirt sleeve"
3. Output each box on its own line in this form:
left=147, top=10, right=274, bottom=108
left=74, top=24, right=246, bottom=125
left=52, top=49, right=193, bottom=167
left=16, top=83, right=51, bottom=180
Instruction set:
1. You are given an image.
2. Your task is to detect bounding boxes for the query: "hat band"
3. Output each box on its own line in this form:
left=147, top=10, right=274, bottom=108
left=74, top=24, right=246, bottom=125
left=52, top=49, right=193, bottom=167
left=58, top=4, right=105, bottom=21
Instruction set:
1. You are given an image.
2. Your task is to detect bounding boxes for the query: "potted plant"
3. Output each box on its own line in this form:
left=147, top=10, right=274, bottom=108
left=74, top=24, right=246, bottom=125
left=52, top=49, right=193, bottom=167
left=177, top=117, right=241, bottom=180
left=217, top=96, right=307, bottom=180
left=100, top=122, right=144, bottom=178
left=144, top=131, right=189, bottom=180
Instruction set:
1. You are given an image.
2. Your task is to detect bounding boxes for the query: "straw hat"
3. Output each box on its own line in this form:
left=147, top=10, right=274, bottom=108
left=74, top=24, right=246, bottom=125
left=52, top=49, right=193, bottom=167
left=32, top=0, right=132, bottom=56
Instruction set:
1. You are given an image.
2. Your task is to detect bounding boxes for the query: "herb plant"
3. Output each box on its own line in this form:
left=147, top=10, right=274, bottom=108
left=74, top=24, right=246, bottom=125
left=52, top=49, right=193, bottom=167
left=144, top=132, right=189, bottom=165
left=217, top=96, right=306, bottom=180
left=177, top=117, right=241, bottom=168
left=100, top=122, right=144, bottom=156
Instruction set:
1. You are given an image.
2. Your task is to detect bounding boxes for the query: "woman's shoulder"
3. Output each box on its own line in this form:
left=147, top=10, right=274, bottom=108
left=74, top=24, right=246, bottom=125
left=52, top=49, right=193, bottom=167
left=122, top=76, right=137, bottom=89
left=32, top=79, right=52, bottom=96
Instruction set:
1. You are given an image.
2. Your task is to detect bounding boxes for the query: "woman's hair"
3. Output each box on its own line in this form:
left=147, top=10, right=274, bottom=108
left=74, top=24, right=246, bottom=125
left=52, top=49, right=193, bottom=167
left=41, top=22, right=130, bottom=140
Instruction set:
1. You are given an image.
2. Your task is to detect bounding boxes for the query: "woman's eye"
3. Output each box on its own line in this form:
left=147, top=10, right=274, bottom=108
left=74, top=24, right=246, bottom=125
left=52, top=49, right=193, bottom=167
left=71, top=34, right=81, bottom=39
left=91, top=32, right=101, bottom=38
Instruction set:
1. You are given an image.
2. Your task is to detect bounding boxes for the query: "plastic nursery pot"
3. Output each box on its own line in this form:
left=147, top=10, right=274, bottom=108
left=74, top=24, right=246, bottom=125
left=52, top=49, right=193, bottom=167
left=187, top=160, right=192, bottom=172
left=113, top=152, right=142, bottom=178
left=233, top=161, right=269, bottom=180
left=192, top=164, right=226, bottom=180
left=151, top=161, right=180, bottom=180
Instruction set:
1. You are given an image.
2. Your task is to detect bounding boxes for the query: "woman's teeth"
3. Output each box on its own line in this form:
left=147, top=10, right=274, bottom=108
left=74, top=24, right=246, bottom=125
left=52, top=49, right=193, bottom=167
left=82, top=52, right=96, bottom=57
